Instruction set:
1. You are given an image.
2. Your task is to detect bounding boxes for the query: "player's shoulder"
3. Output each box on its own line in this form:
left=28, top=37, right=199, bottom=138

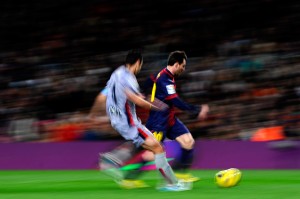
left=157, top=72, right=173, bottom=85
left=115, top=65, right=126, bottom=75
left=157, top=69, right=170, bottom=80
left=115, top=65, right=135, bottom=81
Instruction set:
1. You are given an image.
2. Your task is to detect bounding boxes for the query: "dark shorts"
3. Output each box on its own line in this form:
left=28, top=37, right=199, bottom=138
left=150, top=118, right=189, bottom=142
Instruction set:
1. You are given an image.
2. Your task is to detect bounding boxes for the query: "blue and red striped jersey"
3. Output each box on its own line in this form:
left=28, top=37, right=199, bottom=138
left=146, top=67, right=200, bottom=131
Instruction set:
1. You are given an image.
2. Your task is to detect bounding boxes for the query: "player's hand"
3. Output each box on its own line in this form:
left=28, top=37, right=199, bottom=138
left=198, top=104, right=209, bottom=120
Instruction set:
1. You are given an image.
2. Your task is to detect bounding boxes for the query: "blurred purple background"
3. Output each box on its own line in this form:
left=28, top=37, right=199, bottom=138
left=0, top=140, right=299, bottom=169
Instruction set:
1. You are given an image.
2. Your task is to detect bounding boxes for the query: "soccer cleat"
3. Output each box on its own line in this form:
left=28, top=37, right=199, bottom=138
left=157, top=180, right=193, bottom=192
left=175, top=173, right=200, bottom=182
left=117, top=179, right=150, bottom=189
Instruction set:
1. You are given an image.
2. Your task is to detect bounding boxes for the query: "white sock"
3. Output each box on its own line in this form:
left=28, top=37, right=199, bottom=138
left=154, top=152, right=178, bottom=184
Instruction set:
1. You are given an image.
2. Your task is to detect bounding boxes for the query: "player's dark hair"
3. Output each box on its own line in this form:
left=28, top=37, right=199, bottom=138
left=167, top=51, right=187, bottom=66
left=125, top=49, right=143, bottom=65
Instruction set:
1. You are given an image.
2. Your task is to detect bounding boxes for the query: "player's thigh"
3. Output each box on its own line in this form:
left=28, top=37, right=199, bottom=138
left=168, top=119, right=194, bottom=149
left=137, top=124, right=163, bottom=153
left=167, top=118, right=190, bottom=140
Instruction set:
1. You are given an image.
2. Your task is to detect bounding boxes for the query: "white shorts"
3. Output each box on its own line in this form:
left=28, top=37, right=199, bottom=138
left=112, top=122, right=153, bottom=147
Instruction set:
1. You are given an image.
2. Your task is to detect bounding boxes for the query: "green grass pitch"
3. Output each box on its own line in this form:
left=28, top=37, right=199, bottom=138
left=0, top=170, right=299, bottom=199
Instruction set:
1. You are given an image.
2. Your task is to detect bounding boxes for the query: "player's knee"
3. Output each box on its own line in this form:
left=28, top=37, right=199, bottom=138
left=155, top=143, right=164, bottom=153
left=181, top=139, right=195, bottom=150
left=142, top=150, right=155, bottom=161
left=143, top=137, right=164, bottom=154
left=152, top=142, right=164, bottom=154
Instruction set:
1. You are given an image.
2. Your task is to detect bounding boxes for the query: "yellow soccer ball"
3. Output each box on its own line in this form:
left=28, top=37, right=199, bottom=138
left=215, top=168, right=242, bottom=188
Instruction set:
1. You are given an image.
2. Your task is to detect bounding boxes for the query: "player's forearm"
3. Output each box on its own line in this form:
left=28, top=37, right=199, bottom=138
left=129, top=93, right=153, bottom=110
left=126, top=90, right=157, bottom=110
left=136, top=97, right=155, bottom=110
left=89, top=104, right=100, bottom=117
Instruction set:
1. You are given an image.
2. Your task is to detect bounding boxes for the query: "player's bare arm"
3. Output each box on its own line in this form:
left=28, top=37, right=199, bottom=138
left=125, top=89, right=162, bottom=111
left=88, top=93, right=107, bottom=118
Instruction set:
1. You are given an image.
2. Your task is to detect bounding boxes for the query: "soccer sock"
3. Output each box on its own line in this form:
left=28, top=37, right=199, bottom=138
left=172, top=148, right=194, bottom=172
left=154, top=152, right=178, bottom=185
left=181, top=148, right=194, bottom=170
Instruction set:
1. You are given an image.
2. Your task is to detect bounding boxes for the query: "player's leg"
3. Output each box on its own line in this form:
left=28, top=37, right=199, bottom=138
left=140, top=131, right=177, bottom=185
left=168, top=118, right=199, bottom=182
left=138, top=125, right=192, bottom=191
left=121, top=129, right=165, bottom=182
left=98, top=121, right=151, bottom=183
left=174, top=133, right=195, bottom=170
left=99, top=139, right=152, bottom=189
left=99, top=141, right=139, bottom=181
left=123, top=150, right=153, bottom=180
left=174, top=133, right=199, bottom=182
left=118, top=150, right=151, bottom=189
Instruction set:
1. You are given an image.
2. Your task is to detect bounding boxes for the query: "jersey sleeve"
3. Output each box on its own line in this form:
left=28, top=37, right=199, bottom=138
left=123, top=75, right=140, bottom=94
left=100, top=86, right=108, bottom=96
left=171, top=97, right=201, bottom=116
left=159, top=75, right=200, bottom=116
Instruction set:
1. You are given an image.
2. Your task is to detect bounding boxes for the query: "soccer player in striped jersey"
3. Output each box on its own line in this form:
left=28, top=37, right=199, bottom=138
left=97, top=50, right=192, bottom=191
left=146, top=51, right=209, bottom=182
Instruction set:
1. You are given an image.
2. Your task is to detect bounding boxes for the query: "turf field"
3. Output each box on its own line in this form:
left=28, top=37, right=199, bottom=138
left=0, top=170, right=299, bottom=199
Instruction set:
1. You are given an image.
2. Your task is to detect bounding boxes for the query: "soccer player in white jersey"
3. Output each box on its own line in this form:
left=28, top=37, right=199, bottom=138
left=100, top=50, right=191, bottom=191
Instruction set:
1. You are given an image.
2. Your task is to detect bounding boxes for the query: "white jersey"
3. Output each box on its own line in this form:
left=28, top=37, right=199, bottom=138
left=106, top=65, right=151, bottom=146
